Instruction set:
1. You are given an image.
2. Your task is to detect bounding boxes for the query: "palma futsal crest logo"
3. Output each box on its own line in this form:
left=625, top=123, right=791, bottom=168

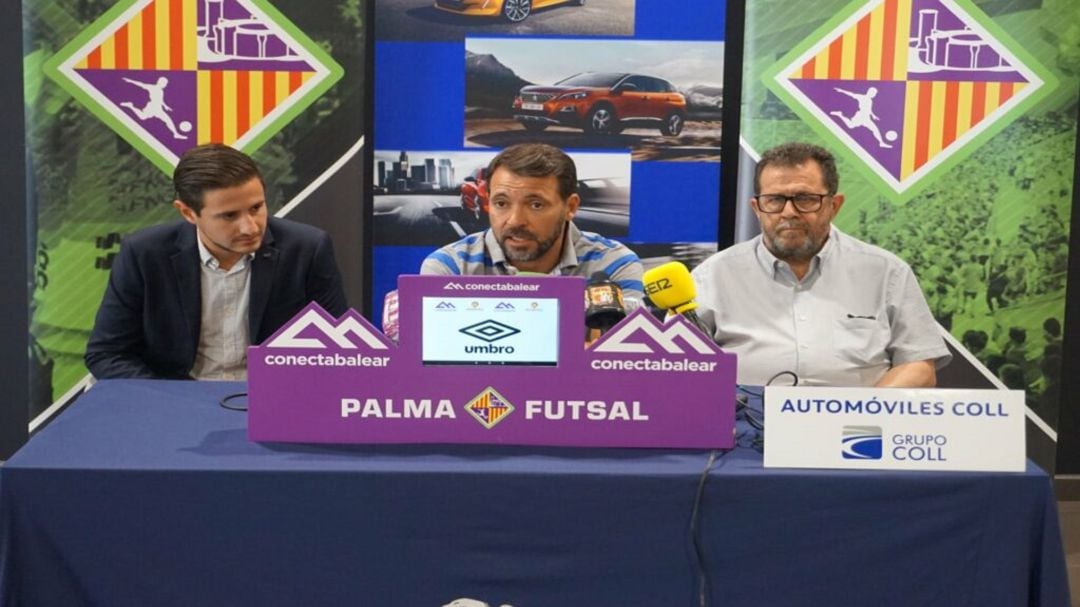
left=465, top=387, right=515, bottom=430
left=766, top=0, right=1054, bottom=197
left=44, top=0, right=343, bottom=173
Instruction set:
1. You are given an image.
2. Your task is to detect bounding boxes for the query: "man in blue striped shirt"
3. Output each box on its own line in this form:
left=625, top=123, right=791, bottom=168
left=420, top=143, right=644, bottom=301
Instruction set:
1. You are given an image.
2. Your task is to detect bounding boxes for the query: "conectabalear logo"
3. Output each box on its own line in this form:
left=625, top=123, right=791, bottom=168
left=44, top=0, right=343, bottom=173
left=767, top=0, right=1053, bottom=196
left=265, top=307, right=391, bottom=350
left=592, top=313, right=716, bottom=355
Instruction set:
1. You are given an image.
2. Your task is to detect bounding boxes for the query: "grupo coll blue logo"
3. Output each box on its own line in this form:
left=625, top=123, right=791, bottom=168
left=842, top=425, right=882, bottom=460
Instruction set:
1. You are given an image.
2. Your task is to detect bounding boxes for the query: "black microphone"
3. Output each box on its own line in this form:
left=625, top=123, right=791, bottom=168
left=584, top=271, right=627, bottom=337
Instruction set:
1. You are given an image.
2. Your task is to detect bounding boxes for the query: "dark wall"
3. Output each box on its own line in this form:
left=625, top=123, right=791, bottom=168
left=2, top=0, right=28, bottom=459
left=719, top=0, right=744, bottom=251
left=1054, top=106, right=1080, bottom=475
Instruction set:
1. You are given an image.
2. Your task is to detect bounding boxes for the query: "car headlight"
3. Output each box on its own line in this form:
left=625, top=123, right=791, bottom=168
left=558, top=92, right=588, bottom=101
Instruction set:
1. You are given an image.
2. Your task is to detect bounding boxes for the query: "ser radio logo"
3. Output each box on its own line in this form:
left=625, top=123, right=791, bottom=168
left=765, top=0, right=1054, bottom=197
left=44, top=0, right=343, bottom=173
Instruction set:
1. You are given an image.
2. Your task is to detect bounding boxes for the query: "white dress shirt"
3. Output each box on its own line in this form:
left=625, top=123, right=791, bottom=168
left=691, top=226, right=950, bottom=386
left=190, top=235, right=252, bottom=381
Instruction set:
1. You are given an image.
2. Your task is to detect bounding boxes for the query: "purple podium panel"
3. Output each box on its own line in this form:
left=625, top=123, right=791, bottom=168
left=248, top=275, right=736, bottom=448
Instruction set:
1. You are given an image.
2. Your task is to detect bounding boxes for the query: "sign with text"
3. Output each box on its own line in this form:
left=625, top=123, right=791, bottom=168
left=248, top=275, right=737, bottom=449
left=763, top=387, right=1025, bottom=472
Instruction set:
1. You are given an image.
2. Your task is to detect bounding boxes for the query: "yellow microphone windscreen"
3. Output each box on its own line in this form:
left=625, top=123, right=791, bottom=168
left=642, top=261, right=698, bottom=312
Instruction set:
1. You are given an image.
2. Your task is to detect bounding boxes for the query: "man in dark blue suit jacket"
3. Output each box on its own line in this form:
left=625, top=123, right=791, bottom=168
left=85, top=144, right=348, bottom=380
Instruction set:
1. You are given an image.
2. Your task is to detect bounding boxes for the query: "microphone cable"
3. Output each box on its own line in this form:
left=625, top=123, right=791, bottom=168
left=736, top=371, right=800, bottom=450
left=688, top=448, right=721, bottom=607
left=683, top=371, right=803, bottom=606
left=686, top=373, right=800, bottom=606
left=219, top=392, right=249, bottom=411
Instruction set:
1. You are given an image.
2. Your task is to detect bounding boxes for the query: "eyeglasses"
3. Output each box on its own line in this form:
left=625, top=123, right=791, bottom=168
left=755, top=193, right=830, bottom=214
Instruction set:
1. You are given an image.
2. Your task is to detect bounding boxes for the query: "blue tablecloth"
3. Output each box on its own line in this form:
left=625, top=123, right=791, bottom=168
left=0, top=380, right=1069, bottom=606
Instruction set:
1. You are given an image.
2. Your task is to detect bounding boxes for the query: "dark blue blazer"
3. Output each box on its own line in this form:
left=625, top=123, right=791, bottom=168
left=85, top=218, right=348, bottom=379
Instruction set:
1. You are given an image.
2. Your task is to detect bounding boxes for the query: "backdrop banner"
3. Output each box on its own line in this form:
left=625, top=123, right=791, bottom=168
left=371, top=0, right=730, bottom=326
left=23, top=0, right=368, bottom=417
left=739, top=0, right=1079, bottom=470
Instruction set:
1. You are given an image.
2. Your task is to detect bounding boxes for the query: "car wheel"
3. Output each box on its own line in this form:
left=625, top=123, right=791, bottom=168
left=586, top=104, right=618, bottom=135
left=521, top=121, right=548, bottom=132
left=661, top=112, right=685, bottom=136
left=501, top=0, right=531, bottom=22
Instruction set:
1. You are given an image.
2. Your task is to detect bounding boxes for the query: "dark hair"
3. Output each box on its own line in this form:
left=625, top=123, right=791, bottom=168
left=173, top=144, right=263, bottom=213
left=998, top=364, right=1027, bottom=390
left=1043, top=317, right=1061, bottom=337
left=985, top=354, right=1006, bottom=375
left=1008, top=326, right=1026, bottom=343
left=1042, top=353, right=1061, bottom=375
left=754, top=142, right=839, bottom=195
left=961, top=329, right=988, bottom=352
left=486, top=143, right=577, bottom=200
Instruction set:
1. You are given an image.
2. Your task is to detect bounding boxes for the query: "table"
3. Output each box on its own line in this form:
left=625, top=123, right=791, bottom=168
left=0, top=380, right=1069, bottom=606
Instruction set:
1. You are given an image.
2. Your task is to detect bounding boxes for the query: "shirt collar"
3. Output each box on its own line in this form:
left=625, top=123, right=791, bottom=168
left=816, top=225, right=839, bottom=265
left=753, top=225, right=839, bottom=281
left=195, top=231, right=251, bottom=272
left=484, top=222, right=579, bottom=275
left=483, top=228, right=507, bottom=267
left=556, top=222, right=582, bottom=272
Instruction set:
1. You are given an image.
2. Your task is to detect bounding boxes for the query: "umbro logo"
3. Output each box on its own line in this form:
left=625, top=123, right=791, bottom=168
left=459, top=320, right=520, bottom=343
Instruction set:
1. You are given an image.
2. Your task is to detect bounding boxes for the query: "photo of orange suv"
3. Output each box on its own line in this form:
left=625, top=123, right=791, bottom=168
left=512, top=72, right=687, bottom=136
left=434, top=0, right=584, bottom=23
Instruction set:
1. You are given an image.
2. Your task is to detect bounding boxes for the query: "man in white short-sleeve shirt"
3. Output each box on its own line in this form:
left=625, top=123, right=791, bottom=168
left=692, top=142, right=950, bottom=387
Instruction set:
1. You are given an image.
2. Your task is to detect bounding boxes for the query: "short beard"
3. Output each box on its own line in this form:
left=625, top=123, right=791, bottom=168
left=764, top=222, right=824, bottom=262
left=498, top=226, right=560, bottom=263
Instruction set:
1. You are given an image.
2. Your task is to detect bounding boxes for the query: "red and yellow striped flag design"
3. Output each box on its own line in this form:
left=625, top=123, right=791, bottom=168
left=196, top=70, right=313, bottom=145
left=793, top=0, right=913, bottom=82
left=77, top=0, right=198, bottom=72
left=899, top=80, right=1023, bottom=178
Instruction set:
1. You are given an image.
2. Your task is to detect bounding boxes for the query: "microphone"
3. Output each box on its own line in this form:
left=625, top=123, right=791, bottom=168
left=642, top=262, right=711, bottom=337
left=584, top=271, right=627, bottom=336
left=382, top=289, right=400, bottom=344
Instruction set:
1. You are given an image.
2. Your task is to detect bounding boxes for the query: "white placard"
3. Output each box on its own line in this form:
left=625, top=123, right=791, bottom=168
left=421, top=296, right=560, bottom=366
left=763, top=387, right=1026, bottom=472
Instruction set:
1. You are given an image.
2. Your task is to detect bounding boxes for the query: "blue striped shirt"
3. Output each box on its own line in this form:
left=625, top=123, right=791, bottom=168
left=420, top=222, right=644, bottom=301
